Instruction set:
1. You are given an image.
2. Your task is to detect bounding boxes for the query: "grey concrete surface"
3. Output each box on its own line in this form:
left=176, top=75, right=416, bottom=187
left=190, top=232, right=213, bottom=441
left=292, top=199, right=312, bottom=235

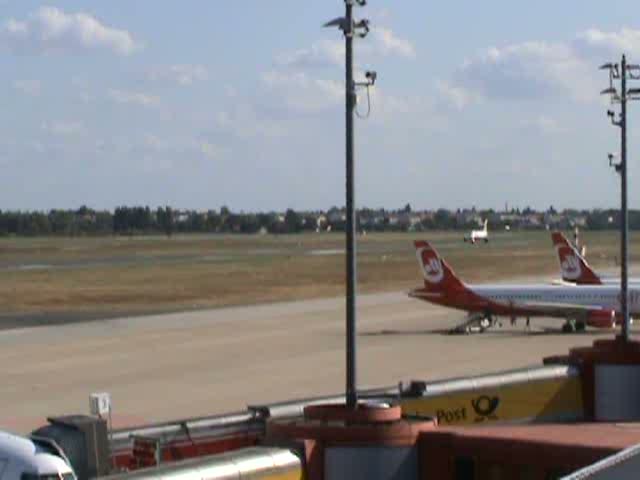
left=0, top=292, right=628, bottom=433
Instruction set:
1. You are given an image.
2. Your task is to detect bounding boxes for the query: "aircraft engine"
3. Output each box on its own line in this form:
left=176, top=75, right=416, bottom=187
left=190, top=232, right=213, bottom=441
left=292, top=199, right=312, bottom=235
left=586, top=310, right=617, bottom=329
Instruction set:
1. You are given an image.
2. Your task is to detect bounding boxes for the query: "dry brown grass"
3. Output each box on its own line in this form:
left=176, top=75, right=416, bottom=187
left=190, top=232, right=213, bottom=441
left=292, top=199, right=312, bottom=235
left=0, top=231, right=635, bottom=316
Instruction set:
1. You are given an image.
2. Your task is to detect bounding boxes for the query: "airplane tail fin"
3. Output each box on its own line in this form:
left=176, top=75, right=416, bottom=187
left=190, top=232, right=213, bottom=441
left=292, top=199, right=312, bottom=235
left=551, top=232, right=601, bottom=285
left=483, top=219, right=488, bottom=232
left=414, top=241, right=467, bottom=293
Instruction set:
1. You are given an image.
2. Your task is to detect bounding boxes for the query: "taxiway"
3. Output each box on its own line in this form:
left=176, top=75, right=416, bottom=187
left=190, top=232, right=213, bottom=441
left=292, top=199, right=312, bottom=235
left=0, top=292, right=623, bottom=433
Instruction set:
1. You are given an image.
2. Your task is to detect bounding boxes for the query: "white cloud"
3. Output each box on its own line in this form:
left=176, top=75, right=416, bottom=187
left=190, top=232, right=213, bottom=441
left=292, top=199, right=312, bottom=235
left=441, top=27, right=640, bottom=109
left=523, top=115, right=566, bottom=135
left=42, top=120, right=85, bottom=136
left=213, top=104, right=287, bottom=139
left=276, top=26, right=415, bottom=68
left=276, top=39, right=344, bottom=68
left=142, top=134, right=225, bottom=161
left=452, top=41, right=590, bottom=104
left=372, top=27, right=416, bottom=58
left=148, top=64, right=209, bottom=86
left=436, top=80, right=482, bottom=110
left=108, top=89, right=160, bottom=108
left=364, top=89, right=442, bottom=132
left=5, top=19, right=27, bottom=36
left=263, top=27, right=416, bottom=125
left=575, top=28, right=640, bottom=58
left=0, top=7, right=139, bottom=55
left=262, top=70, right=343, bottom=113
left=13, top=79, right=41, bottom=96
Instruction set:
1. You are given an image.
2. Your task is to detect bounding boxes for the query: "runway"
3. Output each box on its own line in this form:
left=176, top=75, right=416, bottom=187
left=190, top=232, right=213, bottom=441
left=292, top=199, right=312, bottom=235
left=0, top=291, right=622, bottom=433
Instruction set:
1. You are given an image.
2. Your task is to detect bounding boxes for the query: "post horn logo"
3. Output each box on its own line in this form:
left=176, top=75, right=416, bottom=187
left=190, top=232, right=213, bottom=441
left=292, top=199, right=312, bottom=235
left=417, top=248, right=444, bottom=284
left=471, top=395, right=500, bottom=422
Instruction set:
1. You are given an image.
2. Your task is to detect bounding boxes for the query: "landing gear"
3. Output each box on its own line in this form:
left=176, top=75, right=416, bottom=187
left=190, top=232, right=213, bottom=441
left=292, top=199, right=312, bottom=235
left=484, top=238, right=489, bottom=243
left=562, top=319, right=587, bottom=333
left=449, top=313, right=498, bottom=335
left=561, top=319, right=585, bottom=334
left=561, top=322, right=575, bottom=334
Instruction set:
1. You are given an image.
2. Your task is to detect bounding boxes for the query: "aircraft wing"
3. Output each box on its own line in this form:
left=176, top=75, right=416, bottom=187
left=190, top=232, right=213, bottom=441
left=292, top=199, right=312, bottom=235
left=517, top=300, right=607, bottom=318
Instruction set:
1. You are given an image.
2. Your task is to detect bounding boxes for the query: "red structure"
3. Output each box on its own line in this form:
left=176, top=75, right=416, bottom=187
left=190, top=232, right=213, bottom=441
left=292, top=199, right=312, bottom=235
left=567, top=338, right=640, bottom=421
left=268, top=403, right=436, bottom=480
left=420, top=423, right=640, bottom=479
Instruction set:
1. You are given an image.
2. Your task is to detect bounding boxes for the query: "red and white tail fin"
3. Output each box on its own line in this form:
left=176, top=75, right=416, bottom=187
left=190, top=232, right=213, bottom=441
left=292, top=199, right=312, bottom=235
left=414, top=240, right=467, bottom=292
left=551, top=232, right=602, bottom=285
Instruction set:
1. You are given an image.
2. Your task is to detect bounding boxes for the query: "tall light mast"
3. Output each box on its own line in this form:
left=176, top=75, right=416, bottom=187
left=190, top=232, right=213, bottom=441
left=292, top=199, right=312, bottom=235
left=324, top=0, right=377, bottom=409
left=601, top=55, right=640, bottom=341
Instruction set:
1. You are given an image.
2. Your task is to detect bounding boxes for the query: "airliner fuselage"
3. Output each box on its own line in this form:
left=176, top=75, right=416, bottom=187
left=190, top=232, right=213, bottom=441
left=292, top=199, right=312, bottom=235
left=411, top=284, right=636, bottom=317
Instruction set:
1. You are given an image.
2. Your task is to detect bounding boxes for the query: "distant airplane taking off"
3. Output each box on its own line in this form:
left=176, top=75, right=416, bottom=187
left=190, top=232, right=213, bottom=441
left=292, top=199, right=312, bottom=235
left=409, top=240, right=629, bottom=333
left=464, top=219, right=488, bottom=244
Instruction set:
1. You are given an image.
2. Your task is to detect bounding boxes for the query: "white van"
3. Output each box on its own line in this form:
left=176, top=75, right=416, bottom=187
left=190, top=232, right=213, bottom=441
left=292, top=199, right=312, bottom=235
left=0, top=431, right=75, bottom=480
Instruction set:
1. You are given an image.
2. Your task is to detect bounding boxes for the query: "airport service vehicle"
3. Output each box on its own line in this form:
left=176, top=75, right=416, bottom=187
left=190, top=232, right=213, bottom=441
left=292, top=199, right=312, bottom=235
left=0, top=431, right=76, bottom=480
left=408, top=240, right=638, bottom=333
left=463, top=219, right=488, bottom=244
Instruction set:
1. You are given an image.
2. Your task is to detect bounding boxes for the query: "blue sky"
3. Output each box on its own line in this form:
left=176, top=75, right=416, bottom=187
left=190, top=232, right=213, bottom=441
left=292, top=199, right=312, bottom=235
left=0, top=1, right=639, bottom=212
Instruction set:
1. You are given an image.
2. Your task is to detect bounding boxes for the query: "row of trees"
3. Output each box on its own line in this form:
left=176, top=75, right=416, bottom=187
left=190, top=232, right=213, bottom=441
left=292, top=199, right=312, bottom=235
left=0, top=206, right=313, bottom=236
left=0, top=205, right=635, bottom=237
left=112, top=206, right=310, bottom=235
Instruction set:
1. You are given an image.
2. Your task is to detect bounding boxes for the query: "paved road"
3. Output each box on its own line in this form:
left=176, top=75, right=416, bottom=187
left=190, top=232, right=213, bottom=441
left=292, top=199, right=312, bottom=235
left=0, top=292, right=625, bottom=433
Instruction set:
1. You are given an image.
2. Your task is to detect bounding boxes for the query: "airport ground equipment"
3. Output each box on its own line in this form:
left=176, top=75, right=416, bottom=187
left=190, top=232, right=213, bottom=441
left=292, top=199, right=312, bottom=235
left=102, top=447, right=303, bottom=480
left=0, top=431, right=76, bottom=479
left=32, top=415, right=111, bottom=480
left=99, top=388, right=396, bottom=471
left=448, top=311, right=499, bottom=334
